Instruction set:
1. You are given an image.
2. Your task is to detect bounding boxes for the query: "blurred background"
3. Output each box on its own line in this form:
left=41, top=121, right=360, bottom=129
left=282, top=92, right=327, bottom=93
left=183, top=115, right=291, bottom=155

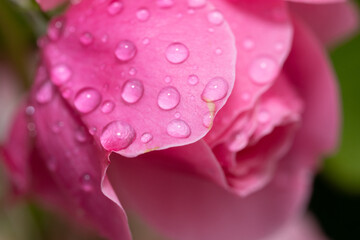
left=0, top=0, right=359, bottom=239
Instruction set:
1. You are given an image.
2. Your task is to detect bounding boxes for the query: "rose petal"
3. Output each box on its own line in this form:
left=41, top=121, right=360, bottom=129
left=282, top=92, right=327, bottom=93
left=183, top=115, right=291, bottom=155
left=289, top=1, right=359, bottom=46
left=204, top=0, right=294, bottom=141
left=286, top=0, right=345, bottom=3
left=42, top=0, right=236, bottom=157
left=108, top=144, right=311, bottom=240
left=284, top=17, right=341, bottom=168
left=36, top=0, right=67, bottom=11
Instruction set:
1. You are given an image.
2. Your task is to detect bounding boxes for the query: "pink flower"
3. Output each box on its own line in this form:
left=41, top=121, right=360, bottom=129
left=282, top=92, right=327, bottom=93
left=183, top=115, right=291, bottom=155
left=1, top=0, right=358, bottom=239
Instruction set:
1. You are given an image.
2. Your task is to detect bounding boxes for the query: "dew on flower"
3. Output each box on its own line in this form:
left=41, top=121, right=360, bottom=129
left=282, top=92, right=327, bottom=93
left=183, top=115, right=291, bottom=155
left=202, top=111, right=214, bottom=128
left=79, top=32, right=93, bottom=46
left=174, top=112, right=181, bottom=119
left=164, top=76, right=172, bottom=83
left=201, top=77, right=228, bottom=102
left=36, top=81, right=54, bottom=104
left=249, top=56, right=278, bottom=85
left=156, top=0, right=174, bottom=8
left=51, top=64, right=72, bottom=85
left=141, top=132, right=153, bottom=143
left=74, top=88, right=101, bottom=114
left=121, top=79, right=144, bottom=104
left=243, top=38, right=255, bottom=51
left=75, top=127, right=89, bottom=143
left=207, top=10, right=224, bottom=25
left=136, top=8, right=150, bottom=22
left=115, top=40, right=137, bottom=62
left=25, top=105, right=35, bottom=116
left=188, top=74, right=199, bottom=85
left=142, top=38, right=150, bottom=45
left=165, top=42, right=189, bottom=64
left=167, top=119, right=191, bottom=138
left=188, top=0, right=206, bottom=8
left=80, top=174, right=93, bottom=192
left=128, top=67, right=137, bottom=76
left=61, top=88, right=72, bottom=99
left=101, top=100, right=115, bottom=113
left=157, top=86, right=180, bottom=110
left=100, top=121, right=136, bottom=151
left=107, top=0, right=123, bottom=15
left=51, top=121, right=64, bottom=133
left=48, top=17, right=65, bottom=41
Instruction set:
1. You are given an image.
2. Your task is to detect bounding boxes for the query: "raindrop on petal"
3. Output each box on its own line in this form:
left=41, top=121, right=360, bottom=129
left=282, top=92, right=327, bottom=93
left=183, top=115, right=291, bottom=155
left=167, top=119, right=191, bottom=138
left=100, top=121, right=136, bottom=151
left=202, top=111, right=214, bottom=128
left=115, top=40, right=137, bottom=62
left=107, top=0, right=123, bottom=15
left=51, top=64, right=72, bottom=85
left=36, top=81, right=54, bottom=104
left=79, top=32, right=93, bottom=45
left=101, top=101, right=115, bottom=113
left=74, top=88, right=101, bottom=114
left=136, top=8, right=150, bottom=21
left=121, top=79, right=144, bottom=104
left=188, top=74, right=199, bottom=85
left=207, top=10, right=224, bottom=25
left=201, top=77, right=228, bottom=102
left=141, top=133, right=153, bottom=143
left=165, top=42, right=189, bottom=64
left=249, top=57, right=278, bottom=85
left=157, top=86, right=180, bottom=110
left=188, top=0, right=206, bottom=8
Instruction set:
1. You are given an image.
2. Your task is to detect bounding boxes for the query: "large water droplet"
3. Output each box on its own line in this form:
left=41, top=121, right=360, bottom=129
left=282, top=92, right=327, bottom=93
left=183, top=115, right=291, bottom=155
left=156, top=0, right=174, bottom=8
left=202, top=111, right=214, bottom=128
left=74, top=88, right=101, bottom=114
left=249, top=57, right=278, bottom=85
left=36, top=81, right=54, bottom=104
left=51, top=64, right=72, bottom=85
left=188, top=74, right=199, bottom=85
left=167, top=119, right=191, bottom=138
left=207, top=10, right=224, bottom=25
left=121, top=79, right=144, bottom=104
left=141, top=133, right=153, bottom=143
left=79, top=32, right=93, bottom=45
left=115, top=40, right=137, bottom=62
left=100, top=121, right=136, bottom=151
left=188, top=0, right=206, bottom=8
left=101, top=100, right=115, bottom=113
left=201, top=77, right=228, bottom=102
left=165, top=42, right=189, bottom=64
left=136, top=8, right=150, bottom=21
left=157, top=86, right=180, bottom=110
left=107, top=0, right=123, bottom=15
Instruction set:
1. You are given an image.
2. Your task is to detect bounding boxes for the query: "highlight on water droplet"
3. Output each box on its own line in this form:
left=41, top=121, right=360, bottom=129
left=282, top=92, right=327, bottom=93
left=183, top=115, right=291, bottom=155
left=36, top=81, right=54, bottom=104
left=74, top=88, right=101, bottom=114
left=107, top=0, right=123, bottom=15
left=167, top=119, right=191, bottom=138
left=165, top=42, right=189, bottom=64
left=101, top=100, right=115, bottom=113
left=201, top=77, right=228, bottom=102
left=207, top=10, right=224, bottom=25
left=188, top=74, right=199, bottom=85
left=115, top=40, right=137, bottom=62
left=121, top=79, right=144, bottom=104
left=51, top=64, right=72, bottom=85
left=188, top=0, right=206, bottom=8
left=136, top=8, right=150, bottom=21
left=100, top=121, right=136, bottom=151
left=141, top=132, right=153, bottom=143
left=157, top=86, right=180, bottom=110
left=249, top=57, right=278, bottom=85
left=79, top=32, right=93, bottom=45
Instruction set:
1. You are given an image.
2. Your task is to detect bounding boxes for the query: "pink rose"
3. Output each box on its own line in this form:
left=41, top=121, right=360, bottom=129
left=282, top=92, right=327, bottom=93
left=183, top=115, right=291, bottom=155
left=1, top=0, right=358, bottom=239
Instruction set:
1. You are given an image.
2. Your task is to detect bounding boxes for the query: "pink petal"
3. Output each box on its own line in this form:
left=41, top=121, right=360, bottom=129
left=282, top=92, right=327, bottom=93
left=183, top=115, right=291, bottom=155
left=108, top=145, right=311, bottom=240
left=289, top=1, right=359, bottom=46
left=36, top=0, right=67, bottom=11
left=42, top=0, right=236, bottom=157
left=286, top=0, right=345, bottom=3
left=204, top=0, right=294, bottom=142
left=24, top=65, right=132, bottom=240
left=263, top=215, right=328, bottom=240
left=284, top=17, right=341, bottom=168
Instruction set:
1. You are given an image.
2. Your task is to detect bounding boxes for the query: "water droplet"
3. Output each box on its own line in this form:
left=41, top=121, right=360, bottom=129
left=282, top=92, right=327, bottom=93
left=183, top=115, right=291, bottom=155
left=207, top=10, right=224, bottom=25
left=165, top=42, right=189, bottom=64
left=79, top=32, right=93, bottom=45
left=75, top=127, right=89, bottom=143
left=25, top=106, right=35, bottom=116
left=258, top=110, right=270, bottom=124
left=157, top=86, right=180, bottom=110
left=188, top=0, right=206, bottom=8
left=164, top=76, right=172, bottom=83
left=101, top=100, right=115, bottom=113
left=136, top=8, right=150, bottom=21
left=202, top=111, right=214, bottom=128
left=249, top=57, right=278, bottom=85
left=174, top=112, right=181, bottom=118
left=51, top=121, right=64, bottom=133
left=188, top=74, right=199, bottom=85
left=36, top=81, right=54, bottom=104
left=115, top=40, right=137, bottom=62
left=61, top=88, right=72, bottom=99
left=74, top=88, right=101, bottom=114
left=243, top=38, right=254, bottom=51
left=129, top=67, right=137, bottom=76
left=80, top=174, right=93, bottom=192
left=201, top=77, right=228, bottom=102
left=51, top=64, right=72, bottom=85
left=48, top=17, right=65, bottom=41
left=167, top=119, right=191, bottom=138
left=100, top=121, right=136, bottom=151
left=101, top=34, right=109, bottom=43
left=156, top=0, right=174, bottom=8
left=107, top=0, right=123, bottom=15
left=89, top=127, right=97, bottom=135
left=215, top=48, right=222, bottom=55
left=142, top=38, right=150, bottom=45
left=141, top=133, right=153, bottom=143
left=121, top=79, right=144, bottom=104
